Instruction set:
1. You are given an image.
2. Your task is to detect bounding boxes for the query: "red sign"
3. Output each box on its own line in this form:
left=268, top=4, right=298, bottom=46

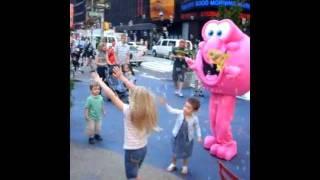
left=240, top=13, right=250, bottom=19
left=200, top=11, right=219, bottom=17
left=180, top=12, right=197, bottom=20
left=70, top=4, right=74, bottom=28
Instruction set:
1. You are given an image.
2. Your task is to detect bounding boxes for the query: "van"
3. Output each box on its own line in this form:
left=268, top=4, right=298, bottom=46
left=151, top=39, right=193, bottom=59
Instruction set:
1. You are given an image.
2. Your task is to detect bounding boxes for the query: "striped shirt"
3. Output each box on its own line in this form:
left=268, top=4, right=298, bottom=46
left=123, top=104, right=149, bottom=150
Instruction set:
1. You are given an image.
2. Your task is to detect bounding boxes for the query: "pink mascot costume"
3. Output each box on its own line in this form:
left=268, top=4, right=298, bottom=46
left=186, top=19, right=250, bottom=160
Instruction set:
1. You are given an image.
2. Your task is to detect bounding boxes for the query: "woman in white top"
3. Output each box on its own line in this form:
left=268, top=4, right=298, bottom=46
left=91, top=67, right=159, bottom=180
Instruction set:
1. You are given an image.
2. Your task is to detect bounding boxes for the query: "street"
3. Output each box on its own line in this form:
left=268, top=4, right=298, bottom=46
left=70, top=55, right=250, bottom=180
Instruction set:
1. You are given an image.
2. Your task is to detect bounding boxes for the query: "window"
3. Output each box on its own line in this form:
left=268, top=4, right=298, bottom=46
left=169, top=41, right=176, bottom=47
left=162, top=40, right=168, bottom=46
left=156, top=41, right=161, bottom=45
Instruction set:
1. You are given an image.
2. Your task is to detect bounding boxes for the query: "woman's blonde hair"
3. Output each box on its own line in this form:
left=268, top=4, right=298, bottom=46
left=97, top=43, right=105, bottom=51
left=129, top=86, right=158, bottom=134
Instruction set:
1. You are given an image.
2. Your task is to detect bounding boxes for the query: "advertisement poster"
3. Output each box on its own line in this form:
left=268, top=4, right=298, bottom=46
left=150, top=0, right=174, bottom=20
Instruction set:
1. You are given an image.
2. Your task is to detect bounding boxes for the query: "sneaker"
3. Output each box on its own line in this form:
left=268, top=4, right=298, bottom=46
left=178, top=92, right=184, bottom=97
left=167, top=163, right=177, bottom=172
left=174, top=90, right=179, bottom=95
left=94, top=134, right=103, bottom=141
left=181, top=166, right=188, bottom=174
left=89, top=137, right=95, bottom=144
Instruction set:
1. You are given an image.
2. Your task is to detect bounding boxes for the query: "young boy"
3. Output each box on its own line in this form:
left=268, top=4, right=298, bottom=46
left=159, top=97, right=202, bottom=175
left=85, top=82, right=105, bottom=144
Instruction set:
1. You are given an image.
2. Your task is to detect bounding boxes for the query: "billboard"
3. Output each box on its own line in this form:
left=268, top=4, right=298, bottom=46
left=70, top=4, right=74, bottom=28
left=150, top=0, right=174, bottom=21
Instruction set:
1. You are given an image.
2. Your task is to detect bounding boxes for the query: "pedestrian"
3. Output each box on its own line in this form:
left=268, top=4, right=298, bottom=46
left=122, top=63, right=136, bottom=85
left=95, top=43, right=108, bottom=82
left=91, top=67, right=160, bottom=180
left=115, top=34, right=130, bottom=65
left=172, top=39, right=192, bottom=97
left=84, top=38, right=95, bottom=69
left=84, top=81, right=105, bottom=144
left=188, top=42, right=204, bottom=97
left=71, top=47, right=81, bottom=73
left=107, top=40, right=116, bottom=66
left=159, top=97, right=202, bottom=175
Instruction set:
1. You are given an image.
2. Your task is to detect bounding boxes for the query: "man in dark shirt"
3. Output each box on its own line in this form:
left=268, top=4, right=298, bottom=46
left=172, top=39, right=191, bottom=97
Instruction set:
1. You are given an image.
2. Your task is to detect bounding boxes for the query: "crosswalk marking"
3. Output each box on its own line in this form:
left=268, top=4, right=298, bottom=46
left=141, top=61, right=173, bottom=73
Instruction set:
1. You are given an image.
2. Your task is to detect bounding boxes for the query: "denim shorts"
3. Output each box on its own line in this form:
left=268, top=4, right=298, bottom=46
left=124, top=146, right=147, bottom=179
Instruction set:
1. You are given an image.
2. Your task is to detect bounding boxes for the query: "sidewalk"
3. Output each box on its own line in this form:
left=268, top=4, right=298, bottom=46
left=70, top=143, right=182, bottom=180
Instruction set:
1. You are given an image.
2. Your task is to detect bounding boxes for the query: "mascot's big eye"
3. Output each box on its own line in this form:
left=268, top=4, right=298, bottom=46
left=208, top=30, right=214, bottom=36
left=217, top=30, right=222, bottom=37
left=217, top=22, right=231, bottom=39
left=204, top=23, right=218, bottom=40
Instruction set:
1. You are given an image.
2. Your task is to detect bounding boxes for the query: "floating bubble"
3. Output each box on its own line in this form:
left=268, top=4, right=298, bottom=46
left=242, top=166, right=246, bottom=171
left=164, top=84, right=168, bottom=91
left=162, top=92, right=167, bottom=98
left=156, top=87, right=160, bottom=93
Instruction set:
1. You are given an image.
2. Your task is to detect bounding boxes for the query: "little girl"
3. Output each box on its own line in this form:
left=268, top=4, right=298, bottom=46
left=159, top=97, right=202, bottom=175
left=91, top=67, right=159, bottom=180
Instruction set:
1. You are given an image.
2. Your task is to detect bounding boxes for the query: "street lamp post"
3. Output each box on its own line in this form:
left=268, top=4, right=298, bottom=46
left=95, top=0, right=110, bottom=43
left=100, top=11, right=104, bottom=40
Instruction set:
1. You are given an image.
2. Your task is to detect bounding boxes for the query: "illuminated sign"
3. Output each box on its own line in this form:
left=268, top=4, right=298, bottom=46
left=181, top=0, right=250, bottom=12
left=150, top=0, right=175, bottom=20
left=70, top=4, right=74, bottom=28
left=181, top=10, right=250, bottom=20
left=180, top=12, right=198, bottom=20
left=200, top=11, right=219, bottom=17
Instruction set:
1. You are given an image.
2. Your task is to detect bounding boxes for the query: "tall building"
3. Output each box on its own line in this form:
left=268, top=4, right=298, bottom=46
left=73, top=0, right=86, bottom=29
left=82, top=0, right=250, bottom=45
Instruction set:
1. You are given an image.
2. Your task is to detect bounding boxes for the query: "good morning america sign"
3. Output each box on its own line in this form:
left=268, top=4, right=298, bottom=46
left=181, top=0, right=250, bottom=12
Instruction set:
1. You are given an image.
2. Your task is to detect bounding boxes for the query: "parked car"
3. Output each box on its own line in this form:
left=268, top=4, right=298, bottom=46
left=151, top=39, right=193, bottom=59
left=128, top=42, right=148, bottom=55
left=129, top=46, right=144, bottom=66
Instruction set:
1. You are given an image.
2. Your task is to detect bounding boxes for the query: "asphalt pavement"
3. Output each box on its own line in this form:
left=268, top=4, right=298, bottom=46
left=70, top=56, right=250, bottom=180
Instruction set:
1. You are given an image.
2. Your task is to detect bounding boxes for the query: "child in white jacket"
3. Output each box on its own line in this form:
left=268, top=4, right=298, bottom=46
left=159, top=97, right=202, bottom=175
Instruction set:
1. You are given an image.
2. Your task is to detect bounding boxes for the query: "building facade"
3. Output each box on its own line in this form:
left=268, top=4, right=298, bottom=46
left=74, top=0, right=250, bottom=46
left=73, top=0, right=86, bottom=29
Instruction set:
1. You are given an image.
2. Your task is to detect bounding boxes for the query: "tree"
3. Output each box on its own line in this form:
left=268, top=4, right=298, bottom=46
left=217, top=0, right=248, bottom=30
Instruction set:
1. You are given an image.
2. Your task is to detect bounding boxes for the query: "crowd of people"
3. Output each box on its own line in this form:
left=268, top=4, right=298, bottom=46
left=70, top=34, right=134, bottom=81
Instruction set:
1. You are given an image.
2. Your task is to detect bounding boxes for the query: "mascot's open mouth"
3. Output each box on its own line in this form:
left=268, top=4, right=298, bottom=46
left=201, top=50, right=229, bottom=84
left=203, top=57, right=219, bottom=76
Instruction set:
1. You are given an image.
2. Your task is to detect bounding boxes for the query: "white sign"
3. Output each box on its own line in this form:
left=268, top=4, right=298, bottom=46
left=89, top=11, right=100, bottom=17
